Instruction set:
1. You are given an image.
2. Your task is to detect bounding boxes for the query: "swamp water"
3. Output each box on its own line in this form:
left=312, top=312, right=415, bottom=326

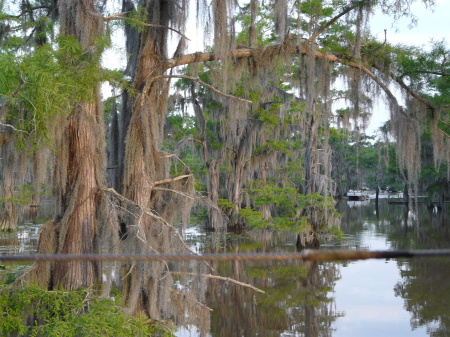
left=1, top=199, right=448, bottom=336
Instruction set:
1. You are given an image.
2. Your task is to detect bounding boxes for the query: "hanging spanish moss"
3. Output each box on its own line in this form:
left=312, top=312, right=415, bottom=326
left=16, top=0, right=109, bottom=291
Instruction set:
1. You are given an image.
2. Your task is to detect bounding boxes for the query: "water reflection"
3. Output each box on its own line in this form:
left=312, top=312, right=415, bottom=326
left=205, top=233, right=340, bottom=337
left=335, top=199, right=450, bottom=336
left=0, top=202, right=53, bottom=255
left=394, top=257, right=450, bottom=336
left=1, top=200, right=449, bottom=336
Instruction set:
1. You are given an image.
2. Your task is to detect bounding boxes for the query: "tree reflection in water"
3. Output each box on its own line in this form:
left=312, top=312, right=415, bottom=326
left=394, top=257, right=450, bottom=337
left=206, top=230, right=341, bottom=337
left=337, top=199, right=450, bottom=336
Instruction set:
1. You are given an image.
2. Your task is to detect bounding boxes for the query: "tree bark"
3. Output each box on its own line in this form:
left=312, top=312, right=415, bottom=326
left=19, top=0, right=107, bottom=291
left=0, top=140, right=19, bottom=232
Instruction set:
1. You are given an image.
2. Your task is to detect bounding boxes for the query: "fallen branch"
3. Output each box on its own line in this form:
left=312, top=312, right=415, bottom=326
left=171, top=272, right=265, bottom=293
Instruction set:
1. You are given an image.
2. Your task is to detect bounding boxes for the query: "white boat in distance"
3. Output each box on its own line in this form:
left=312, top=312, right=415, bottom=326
left=346, top=189, right=370, bottom=201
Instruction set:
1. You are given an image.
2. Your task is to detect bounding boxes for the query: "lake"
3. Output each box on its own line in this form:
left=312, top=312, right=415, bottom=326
left=1, top=199, right=449, bottom=336
left=179, top=198, right=450, bottom=336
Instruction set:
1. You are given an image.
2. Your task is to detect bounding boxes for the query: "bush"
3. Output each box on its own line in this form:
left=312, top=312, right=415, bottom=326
left=0, top=285, right=174, bottom=337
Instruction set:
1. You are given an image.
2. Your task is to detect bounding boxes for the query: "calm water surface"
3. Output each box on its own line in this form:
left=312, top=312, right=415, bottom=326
left=1, top=200, right=449, bottom=336
left=180, top=199, right=450, bottom=336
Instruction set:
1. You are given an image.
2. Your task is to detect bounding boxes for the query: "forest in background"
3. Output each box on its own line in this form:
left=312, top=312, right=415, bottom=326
left=0, top=0, right=449, bottom=334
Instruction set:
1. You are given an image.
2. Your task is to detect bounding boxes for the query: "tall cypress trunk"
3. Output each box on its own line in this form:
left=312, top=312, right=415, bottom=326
left=207, top=158, right=224, bottom=228
left=0, top=140, right=19, bottom=232
left=51, top=0, right=106, bottom=290
left=120, top=27, right=171, bottom=316
left=19, top=0, right=107, bottom=290
left=119, top=1, right=188, bottom=317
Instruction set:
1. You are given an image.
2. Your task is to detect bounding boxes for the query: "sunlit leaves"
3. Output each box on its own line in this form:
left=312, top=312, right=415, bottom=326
left=0, top=35, right=113, bottom=149
left=0, top=285, right=173, bottom=336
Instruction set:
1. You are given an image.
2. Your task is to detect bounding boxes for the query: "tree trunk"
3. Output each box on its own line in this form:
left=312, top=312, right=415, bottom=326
left=207, top=158, right=225, bottom=229
left=191, top=83, right=226, bottom=230
left=19, top=0, right=107, bottom=291
left=230, top=147, right=246, bottom=225
left=260, top=162, right=272, bottom=220
left=0, top=140, right=19, bottom=232
left=52, top=100, right=105, bottom=289
left=118, top=4, right=196, bottom=318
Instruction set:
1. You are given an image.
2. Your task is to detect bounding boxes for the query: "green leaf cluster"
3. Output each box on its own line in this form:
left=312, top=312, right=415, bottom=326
left=0, top=35, right=110, bottom=149
left=240, top=182, right=338, bottom=233
left=0, top=285, right=174, bottom=337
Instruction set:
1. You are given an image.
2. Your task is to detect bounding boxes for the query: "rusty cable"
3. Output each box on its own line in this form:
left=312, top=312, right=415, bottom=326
left=1, top=249, right=450, bottom=263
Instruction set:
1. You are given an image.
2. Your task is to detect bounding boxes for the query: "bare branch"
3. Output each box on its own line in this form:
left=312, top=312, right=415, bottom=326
left=403, top=70, right=450, bottom=77
left=153, top=187, right=195, bottom=200
left=154, top=174, right=192, bottom=186
left=309, top=1, right=365, bottom=42
left=171, top=289, right=213, bottom=312
left=103, top=12, right=190, bottom=41
left=0, top=123, right=28, bottom=134
left=437, top=127, right=450, bottom=138
left=100, top=187, right=213, bottom=271
left=171, top=272, right=265, bottom=293
left=144, top=75, right=252, bottom=104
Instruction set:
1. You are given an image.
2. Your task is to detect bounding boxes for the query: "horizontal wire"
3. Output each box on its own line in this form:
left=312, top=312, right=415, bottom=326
left=1, top=249, right=450, bottom=263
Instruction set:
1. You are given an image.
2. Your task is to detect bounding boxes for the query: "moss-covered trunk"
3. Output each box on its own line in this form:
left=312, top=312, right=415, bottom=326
left=121, top=34, right=169, bottom=315
left=19, top=0, right=107, bottom=291
left=0, top=140, right=19, bottom=232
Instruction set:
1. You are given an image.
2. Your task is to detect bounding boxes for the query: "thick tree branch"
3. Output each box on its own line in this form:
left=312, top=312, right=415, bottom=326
left=166, top=42, right=341, bottom=69
left=166, top=42, right=413, bottom=119
left=373, top=63, right=436, bottom=113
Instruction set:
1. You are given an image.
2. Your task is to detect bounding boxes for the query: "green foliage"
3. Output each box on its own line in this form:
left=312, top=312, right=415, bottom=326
left=0, top=285, right=174, bottom=337
left=218, top=199, right=235, bottom=213
left=240, top=182, right=338, bottom=233
left=234, top=4, right=278, bottom=46
left=0, top=35, right=111, bottom=149
left=165, top=114, right=197, bottom=143
left=254, top=107, right=280, bottom=127
left=123, top=6, right=152, bottom=33
left=0, top=184, right=34, bottom=206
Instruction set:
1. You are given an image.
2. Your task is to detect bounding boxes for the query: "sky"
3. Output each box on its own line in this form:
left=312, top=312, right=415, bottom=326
left=366, top=0, right=450, bottom=135
left=371, top=0, right=450, bottom=47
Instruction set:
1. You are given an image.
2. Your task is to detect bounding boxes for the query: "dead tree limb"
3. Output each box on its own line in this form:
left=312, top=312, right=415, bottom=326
left=144, top=75, right=252, bottom=104
left=171, top=272, right=265, bottom=293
